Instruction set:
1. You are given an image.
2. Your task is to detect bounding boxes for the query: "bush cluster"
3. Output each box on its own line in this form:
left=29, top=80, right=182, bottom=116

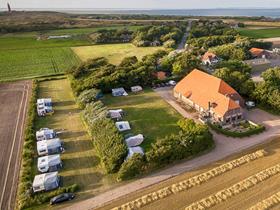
left=208, top=122, right=265, bottom=138
left=82, top=101, right=127, bottom=173
left=76, top=88, right=101, bottom=109
left=117, top=119, right=214, bottom=181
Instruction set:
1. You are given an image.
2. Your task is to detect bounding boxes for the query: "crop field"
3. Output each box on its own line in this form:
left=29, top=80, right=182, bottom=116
left=33, top=78, right=121, bottom=209
left=72, top=43, right=163, bottom=65
left=102, top=89, right=182, bottom=151
left=238, top=28, right=280, bottom=39
left=0, top=47, right=80, bottom=81
left=103, top=138, right=280, bottom=210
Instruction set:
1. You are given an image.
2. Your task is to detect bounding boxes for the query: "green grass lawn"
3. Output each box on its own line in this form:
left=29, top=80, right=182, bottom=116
left=102, top=89, right=182, bottom=151
left=0, top=47, right=80, bottom=81
left=72, top=43, right=164, bottom=65
left=34, top=78, right=120, bottom=209
left=238, top=27, right=280, bottom=39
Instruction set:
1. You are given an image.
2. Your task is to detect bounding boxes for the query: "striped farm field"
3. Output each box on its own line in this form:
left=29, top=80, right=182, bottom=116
left=0, top=47, right=80, bottom=81
left=103, top=138, right=280, bottom=210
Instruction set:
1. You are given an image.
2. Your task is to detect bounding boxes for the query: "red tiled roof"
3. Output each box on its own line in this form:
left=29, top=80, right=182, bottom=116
left=202, top=52, right=217, bottom=61
left=249, top=48, right=265, bottom=57
left=174, top=69, right=241, bottom=117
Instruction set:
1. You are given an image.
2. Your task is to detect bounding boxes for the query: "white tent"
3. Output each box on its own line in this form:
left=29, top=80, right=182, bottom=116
left=112, top=88, right=128, bottom=97
left=131, top=86, right=143, bottom=93
left=37, top=154, right=62, bottom=173
left=125, top=134, right=144, bottom=147
left=115, top=121, right=131, bottom=132
left=32, top=172, right=60, bottom=193
left=126, top=146, right=144, bottom=160
left=37, top=138, right=64, bottom=156
left=108, top=109, right=123, bottom=120
left=36, top=128, right=56, bottom=141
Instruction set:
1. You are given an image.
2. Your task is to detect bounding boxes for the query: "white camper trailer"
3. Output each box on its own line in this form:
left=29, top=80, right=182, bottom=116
left=108, top=109, right=124, bottom=120
left=131, top=86, right=143, bottom=93
left=125, top=134, right=144, bottom=147
left=37, top=154, right=63, bottom=173
left=37, top=98, right=53, bottom=117
left=36, top=128, right=56, bottom=141
left=115, top=121, right=131, bottom=132
left=32, top=172, right=60, bottom=193
left=112, top=88, right=128, bottom=97
left=37, top=138, right=64, bottom=156
left=126, top=146, right=144, bottom=160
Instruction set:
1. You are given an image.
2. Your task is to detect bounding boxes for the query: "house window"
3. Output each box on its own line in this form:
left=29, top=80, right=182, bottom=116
left=232, top=116, right=236, bottom=121
left=237, top=115, right=242, bottom=119
left=226, top=118, right=230, bottom=123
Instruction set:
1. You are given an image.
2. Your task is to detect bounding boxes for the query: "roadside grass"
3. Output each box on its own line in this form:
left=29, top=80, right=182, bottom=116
left=34, top=79, right=119, bottom=205
left=0, top=47, right=80, bottom=81
left=238, top=27, right=280, bottom=39
left=102, top=89, right=182, bottom=151
left=72, top=43, right=164, bottom=65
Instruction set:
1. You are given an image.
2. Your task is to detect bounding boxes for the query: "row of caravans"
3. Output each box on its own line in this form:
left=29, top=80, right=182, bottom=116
left=33, top=99, right=64, bottom=193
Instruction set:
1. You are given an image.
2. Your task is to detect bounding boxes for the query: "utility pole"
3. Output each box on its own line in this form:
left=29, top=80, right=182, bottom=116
left=7, top=2, right=11, bottom=13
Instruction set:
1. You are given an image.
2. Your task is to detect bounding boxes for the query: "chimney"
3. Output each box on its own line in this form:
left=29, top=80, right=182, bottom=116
left=7, top=3, right=11, bottom=13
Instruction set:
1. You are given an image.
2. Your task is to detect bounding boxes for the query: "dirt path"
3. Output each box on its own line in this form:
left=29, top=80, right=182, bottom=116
left=0, top=81, right=31, bottom=210
left=64, top=87, right=280, bottom=210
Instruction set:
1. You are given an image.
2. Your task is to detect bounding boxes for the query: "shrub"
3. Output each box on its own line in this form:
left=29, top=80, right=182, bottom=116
left=77, top=88, right=102, bottom=108
left=82, top=102, right=127, bottom=173
left=117, top=154, right=146, bottom=181
left=208, top=122, right=265, bottom=138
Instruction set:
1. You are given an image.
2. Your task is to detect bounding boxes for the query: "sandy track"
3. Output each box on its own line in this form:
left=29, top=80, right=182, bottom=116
left=0, top=80, right=31, bottom=210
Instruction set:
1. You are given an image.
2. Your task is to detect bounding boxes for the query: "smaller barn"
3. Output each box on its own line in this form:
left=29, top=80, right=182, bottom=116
left=126, top=146, right=144, bottom=160
left=249, top=48, right=271, bottom=59
left=37, top=154, right=63, bottom=173
left=125, top=134, right=144, bottom=147
left=112, top=88, right=128, bottom=97
left=37, top=138, right=64, bottom=156
left=32, top=172, right=60, bottom=193
left=36, top=128, right=56, bottom=141
left=115, top=121, right=131, bottom=132
left=202, top=52, right=219, bottom=66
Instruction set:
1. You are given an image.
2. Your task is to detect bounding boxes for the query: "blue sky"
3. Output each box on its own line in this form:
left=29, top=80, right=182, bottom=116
left=3, top=0, right=280, bottom=9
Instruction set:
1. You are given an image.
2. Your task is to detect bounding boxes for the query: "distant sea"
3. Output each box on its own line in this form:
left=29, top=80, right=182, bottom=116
left=1, top=8, right=280, bottom=18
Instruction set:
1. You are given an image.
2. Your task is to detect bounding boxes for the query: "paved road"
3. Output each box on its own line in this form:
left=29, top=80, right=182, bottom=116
left=0, top=81, right=31, bottom=210
left=177, top=20, right=192, bottom=50
left=64, top=87, right=280, bottom=210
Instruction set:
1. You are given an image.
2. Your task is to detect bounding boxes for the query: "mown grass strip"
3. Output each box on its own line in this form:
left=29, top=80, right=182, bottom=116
left=112, top=150, right=266, bottom=210
left=185, top=163, right=280, bottom=210
left=247, top=191, right=280, bottom=210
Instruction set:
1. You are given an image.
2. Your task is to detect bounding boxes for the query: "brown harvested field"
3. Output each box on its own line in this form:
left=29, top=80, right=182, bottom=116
left=0, top=80, right=31, bottom=210
left=101, top=138, right=280, bottom=210
left=259, top=37, right=280, bottom=48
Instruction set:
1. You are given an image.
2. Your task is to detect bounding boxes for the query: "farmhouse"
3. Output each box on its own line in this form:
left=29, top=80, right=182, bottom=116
left=201, top=52, right=219, bottom=65
left=174, top=69, right=244, bottom=124
left=249, top=48, right=271, bottom=59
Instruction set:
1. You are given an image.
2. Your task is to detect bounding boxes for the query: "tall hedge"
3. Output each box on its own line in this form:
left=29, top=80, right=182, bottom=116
left=82, top=102, right=127, bottom=173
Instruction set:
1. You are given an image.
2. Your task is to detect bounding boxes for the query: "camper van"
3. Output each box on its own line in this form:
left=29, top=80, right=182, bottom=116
left=37, top=98, right=54, bottom=117
left=32, top=172, right=61, bottom=193
left=36, top=128, right=56, bottom=141
left=37, top=138, right=64, bottom=156
left=37, top=154, right=63, bottom=173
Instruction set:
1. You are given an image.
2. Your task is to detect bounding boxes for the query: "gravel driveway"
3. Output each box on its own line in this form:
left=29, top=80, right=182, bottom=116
left=64, top=87, right=280, bottom=210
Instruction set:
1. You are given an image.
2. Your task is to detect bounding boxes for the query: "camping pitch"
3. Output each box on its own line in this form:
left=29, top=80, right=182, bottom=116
left=125, top=134, right=144, bottom=147
left=126, top=146, right=144, bottom=160
left=32, top=172, right=60, bottom=193
left=112, top=88, right=128, bottom=97
left=37, top=154, right=63, bottom=173
left=37, top=138, right=64, bottom=156
left=36, top=128, right=56, bottom=141
left=115, top=121, right=131, bottom=132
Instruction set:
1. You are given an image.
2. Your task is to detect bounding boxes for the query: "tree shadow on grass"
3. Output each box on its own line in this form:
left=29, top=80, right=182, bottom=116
left=53, top=101, right=76, bottom=106
left=62, top=155, right=101, bottom=171
left=60, top=131, right=87, bottom=139
left=63, top=139, right=94, bottom=154
left=54, top=108, right=80, bottom=115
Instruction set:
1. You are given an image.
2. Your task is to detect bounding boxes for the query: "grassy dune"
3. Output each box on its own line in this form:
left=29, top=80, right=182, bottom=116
left=72, top=43, right=163, bottom=65
left=238, top=28, right=280, bottom=39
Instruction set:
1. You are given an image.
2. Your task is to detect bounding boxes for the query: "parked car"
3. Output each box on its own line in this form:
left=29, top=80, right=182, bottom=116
left=50, top=193, right=75, bottom=205
left=168, top=80, right=177, bottom=86
left=245, top=101, right=256, bottom=109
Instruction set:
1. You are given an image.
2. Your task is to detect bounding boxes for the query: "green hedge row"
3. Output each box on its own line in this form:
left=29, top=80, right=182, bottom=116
left=208, top=122, right=265, bottom=138
left=16, top=80, right=79, bottom=210
left=117, top=119, right=215, bottom=181
left=82, top=101, right=127, bottom=173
